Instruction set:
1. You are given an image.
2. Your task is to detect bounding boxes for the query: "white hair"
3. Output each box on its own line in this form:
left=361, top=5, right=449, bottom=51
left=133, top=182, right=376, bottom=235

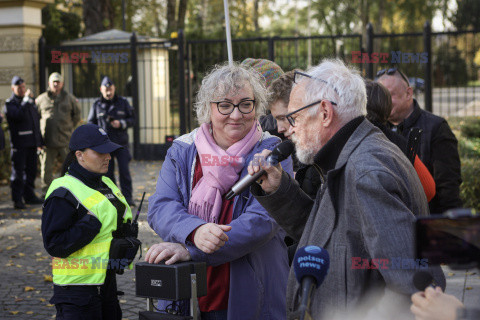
left=194, top=62, right=267, bottom=124
left=300, top=59, right=367, bottom=125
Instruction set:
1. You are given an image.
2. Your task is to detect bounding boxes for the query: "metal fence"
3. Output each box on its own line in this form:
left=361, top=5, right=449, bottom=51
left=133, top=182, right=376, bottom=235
left=38, top=23, right=480, bottom=160
left=39, top=33, right=182, bottom=160
left=186, top=23, right=480, bottom=129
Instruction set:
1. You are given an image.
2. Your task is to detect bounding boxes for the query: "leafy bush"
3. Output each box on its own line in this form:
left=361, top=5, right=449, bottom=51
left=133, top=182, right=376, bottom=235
left=460, top=158, right=480, bottom=210
left=448, top=116, right=480, bottom=210
left=460, top=118, right=480, bottom=138
left=458, top=136, right=480, bottom=158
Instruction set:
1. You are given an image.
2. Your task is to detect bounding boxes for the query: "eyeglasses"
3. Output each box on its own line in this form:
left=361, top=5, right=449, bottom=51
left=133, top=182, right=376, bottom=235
left=211, top=99, right=256, bottom=115
left=293, top=71, right=340, bottom=95
left=285, top=99, right=337, bottom=127
left=376, top=67, right=409, bottom=86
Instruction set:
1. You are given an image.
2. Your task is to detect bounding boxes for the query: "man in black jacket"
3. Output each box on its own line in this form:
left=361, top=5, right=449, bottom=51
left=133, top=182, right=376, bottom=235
left=378, top=68, right=462, bottom=214
left=4, top=76, right=44, bottom=209
left=88, top=76, right=136, bottom=206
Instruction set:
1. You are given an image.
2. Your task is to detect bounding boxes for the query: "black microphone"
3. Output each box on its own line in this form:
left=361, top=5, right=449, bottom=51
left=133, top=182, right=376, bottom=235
left=293, top=246, right=330, bottom=320
left=225, top=140, right=294, bottom=200
left=413, top=271, right=437, bottom=291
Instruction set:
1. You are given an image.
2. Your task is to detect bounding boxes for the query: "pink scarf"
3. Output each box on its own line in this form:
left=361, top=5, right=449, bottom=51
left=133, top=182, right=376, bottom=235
left=189, top=121, right=262, bottom=223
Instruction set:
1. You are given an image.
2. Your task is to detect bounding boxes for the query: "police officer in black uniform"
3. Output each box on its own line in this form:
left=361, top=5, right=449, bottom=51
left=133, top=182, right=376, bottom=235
left=42, top=124, right=137, bottom=320
left=4, top=76, right=43, bottom=209
left=88, top=76, right=135, bottom=206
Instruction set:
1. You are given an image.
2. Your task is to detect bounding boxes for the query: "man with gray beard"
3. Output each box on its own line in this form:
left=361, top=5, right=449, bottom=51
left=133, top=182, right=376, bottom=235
left=248, top=59, right=445, bottom=320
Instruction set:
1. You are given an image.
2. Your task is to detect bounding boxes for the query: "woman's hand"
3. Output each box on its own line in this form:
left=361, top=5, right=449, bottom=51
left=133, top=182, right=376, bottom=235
left=193, top=223, right=232, bottom=254
left=145, top=242, right=191, bottom=265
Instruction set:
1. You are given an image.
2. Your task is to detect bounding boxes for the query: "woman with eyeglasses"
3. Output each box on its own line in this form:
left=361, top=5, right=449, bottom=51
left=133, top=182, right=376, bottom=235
left=146, top=62, right=293, bottom=320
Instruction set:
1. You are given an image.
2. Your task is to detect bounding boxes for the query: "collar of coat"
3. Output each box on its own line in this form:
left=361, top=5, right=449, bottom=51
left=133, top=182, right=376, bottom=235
left=101, top=94, right=118, bottom=104
left=314, top=119, right=386, bottom=249
left=313, top=116, right=364, bottom=174
left=47, top=89, right=65, bottom=99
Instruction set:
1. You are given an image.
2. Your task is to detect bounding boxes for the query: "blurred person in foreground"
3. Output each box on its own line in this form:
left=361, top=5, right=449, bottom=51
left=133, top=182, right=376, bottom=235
left=411, top=286, right=480, bottom=320
left=377, top=67, right=462, bottom=214
left=36, top=72, right=81, bottom=196
left=4, top=76, right=43, bottom=209
left=88, top=76, right=136, bottom=206
left=42, top=124, right=134, bottom=320
left=248, top=59, right=445, bottom=319
left=146, top=62, right=293, bottom=320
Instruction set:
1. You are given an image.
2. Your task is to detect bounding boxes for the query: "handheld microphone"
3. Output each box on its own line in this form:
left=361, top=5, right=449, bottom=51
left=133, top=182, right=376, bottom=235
left=413, top=271, right=436, bottom=291
left=225, top=139, right=294, bottom=200
left=293, top=245, right=330, bottom=320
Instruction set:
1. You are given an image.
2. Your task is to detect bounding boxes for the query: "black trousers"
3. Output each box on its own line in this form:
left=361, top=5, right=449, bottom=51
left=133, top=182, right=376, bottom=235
left=10, top=147, right=38, bottom=202
left=51, top=271, right=121, bottom=320
left=107, top=147, right=132, bottom=202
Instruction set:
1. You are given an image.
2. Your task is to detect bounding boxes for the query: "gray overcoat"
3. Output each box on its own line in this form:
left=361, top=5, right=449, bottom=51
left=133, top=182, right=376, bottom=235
left=254, top=119, right=446, bottom=320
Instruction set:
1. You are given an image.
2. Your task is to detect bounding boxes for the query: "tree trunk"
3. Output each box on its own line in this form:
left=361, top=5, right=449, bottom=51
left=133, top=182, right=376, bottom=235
left=253, top=0, right=259, bottom=32
left=102, top=0, right=115, bottom=29
left=151, top=0, right=162, bottom=36
left=177, top=0, right=188, bottom=31
left=83, top=0, right=106, bottom=35
left=166, top=0, right=177, bottom=36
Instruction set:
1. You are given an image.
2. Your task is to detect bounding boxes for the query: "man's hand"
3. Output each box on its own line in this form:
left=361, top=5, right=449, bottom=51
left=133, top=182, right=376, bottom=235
left=193, top=223, right=232, bottom=254
left=247, top=149, right=283, bottom=194
left=25, top=89, right=33, bottom=98
left=110, top=119, right=121, bottom=128
left=410, top=286, right=464, bottom=320
left=145, top=242, right=191, bottom=265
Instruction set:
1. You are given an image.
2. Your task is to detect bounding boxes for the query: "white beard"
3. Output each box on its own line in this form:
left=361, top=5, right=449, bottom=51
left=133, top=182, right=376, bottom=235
left=292, top=133, right=321, bottom=165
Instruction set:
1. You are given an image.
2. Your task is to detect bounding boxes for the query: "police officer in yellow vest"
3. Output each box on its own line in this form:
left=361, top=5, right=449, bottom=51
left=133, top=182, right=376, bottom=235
left=42, top=124, right=134, bottom=320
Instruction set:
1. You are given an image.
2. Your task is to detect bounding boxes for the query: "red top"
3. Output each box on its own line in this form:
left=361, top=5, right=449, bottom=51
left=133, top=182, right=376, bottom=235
left=189, top=155, right=233, bottom=312
left=413, top=155, right=436, bottom=202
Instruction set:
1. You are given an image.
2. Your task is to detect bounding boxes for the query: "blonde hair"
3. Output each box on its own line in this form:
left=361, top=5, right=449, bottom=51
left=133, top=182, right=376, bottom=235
left=194, top=62, right=267, bottom=124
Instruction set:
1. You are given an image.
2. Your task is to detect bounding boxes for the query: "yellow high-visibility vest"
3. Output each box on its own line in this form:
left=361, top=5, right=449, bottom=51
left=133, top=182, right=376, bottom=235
left=46, top=174, right=132, bottom=285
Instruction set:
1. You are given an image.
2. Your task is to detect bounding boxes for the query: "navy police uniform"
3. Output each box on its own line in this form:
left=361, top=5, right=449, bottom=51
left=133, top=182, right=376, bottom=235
left=88, top=77, right=135, bottom=205
left=42, top=124, right=132, bottom=320
left=42, top=161, right=124, bottom=320
left=4, top=76, right=43, bottom=208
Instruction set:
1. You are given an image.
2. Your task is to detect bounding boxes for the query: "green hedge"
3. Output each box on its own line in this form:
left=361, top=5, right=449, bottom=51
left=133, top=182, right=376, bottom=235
left=448, top=117, right=480, bottom=211
left=460, top=118, right=480, bottom=138
left=460, top=158, right=480, bottom=210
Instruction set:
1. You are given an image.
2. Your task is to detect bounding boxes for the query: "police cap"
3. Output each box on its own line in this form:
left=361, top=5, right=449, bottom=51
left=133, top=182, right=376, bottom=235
left=69, top=124, right=122, bottom=153
left=101, top=76, right=114, bottom=87
left=11, top=76, right=24, bottom=86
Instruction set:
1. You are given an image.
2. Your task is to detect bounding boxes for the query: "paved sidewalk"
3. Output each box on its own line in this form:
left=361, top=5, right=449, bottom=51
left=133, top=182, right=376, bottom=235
left=0, top=160, right=163, bottom=320
left=0, top=160, right=478, bottom=319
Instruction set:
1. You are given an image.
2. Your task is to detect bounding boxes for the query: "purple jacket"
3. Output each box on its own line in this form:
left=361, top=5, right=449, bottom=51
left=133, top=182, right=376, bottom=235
left=148, top=128, right=293, bottom=320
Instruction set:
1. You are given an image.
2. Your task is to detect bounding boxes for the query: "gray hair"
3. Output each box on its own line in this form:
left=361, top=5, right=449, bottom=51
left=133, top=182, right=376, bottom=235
left=300, top=59, right=367, bottom=125
left=194, top=62, right=267, bottom=124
